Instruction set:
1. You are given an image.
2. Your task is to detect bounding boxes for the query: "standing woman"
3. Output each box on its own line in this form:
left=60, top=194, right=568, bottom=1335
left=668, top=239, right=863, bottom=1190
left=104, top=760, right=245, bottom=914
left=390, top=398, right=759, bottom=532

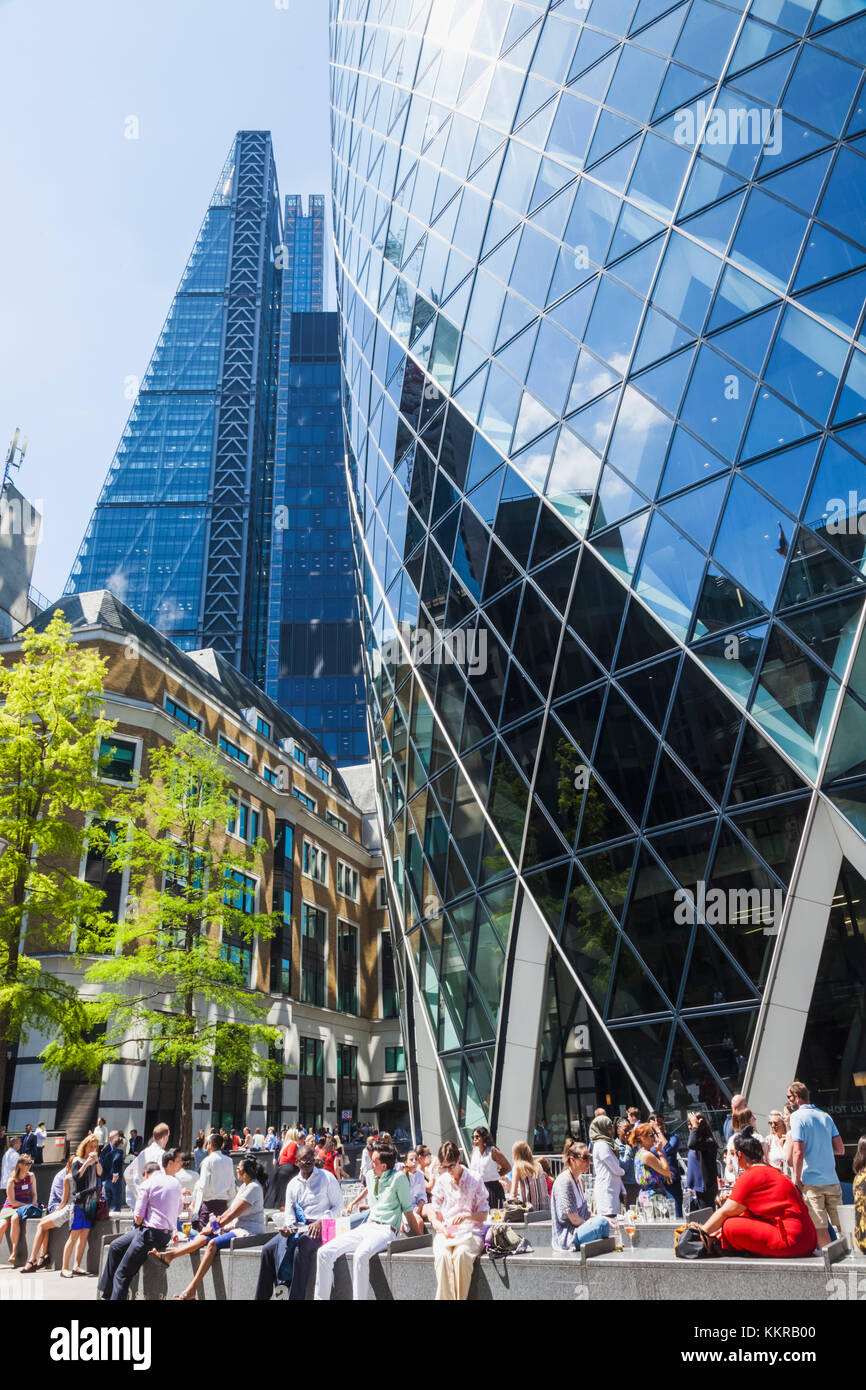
left=853, top=1135, right=866, bottom=1256
left=615, top=1120, right=638, bottom=1206
left=468, top=1127, right=510, bottom=1210
left=23, top=1157, right=73, bottom=1271
left=685, top=1112, right=719, bottom=1209
left=766, top=1111, right=793, bottom=1176
left=1, top=1153, right=38, bottom=1266
left=651, top=1113, right=683, bottom=1217
left=61, top=1134, right=103, bottom=1278
left=589, top=1116, right=625, bottom=1219
left=264, top=1127, right=300, bottom=1209
left=632, top=1122, right=672, bottom=1199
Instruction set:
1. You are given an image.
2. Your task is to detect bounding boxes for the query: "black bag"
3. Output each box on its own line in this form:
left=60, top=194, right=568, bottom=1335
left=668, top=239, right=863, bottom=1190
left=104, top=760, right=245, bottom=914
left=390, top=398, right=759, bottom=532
left=675, top=1223, right=721, bottom=1259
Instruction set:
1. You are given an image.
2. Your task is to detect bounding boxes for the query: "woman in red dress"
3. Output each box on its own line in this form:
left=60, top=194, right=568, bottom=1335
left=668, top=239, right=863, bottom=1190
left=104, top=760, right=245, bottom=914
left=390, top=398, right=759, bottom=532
left=696, top=1132, right=817, bottom=1256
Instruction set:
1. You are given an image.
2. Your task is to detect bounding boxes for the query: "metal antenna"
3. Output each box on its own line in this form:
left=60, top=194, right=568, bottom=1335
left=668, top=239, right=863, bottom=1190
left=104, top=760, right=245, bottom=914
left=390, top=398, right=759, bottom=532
left=2, top=429, right=28, bottom=493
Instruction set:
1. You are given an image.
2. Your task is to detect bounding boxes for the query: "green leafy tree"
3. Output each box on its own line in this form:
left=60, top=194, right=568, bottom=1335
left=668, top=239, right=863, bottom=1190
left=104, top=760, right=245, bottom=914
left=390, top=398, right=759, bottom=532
left=67, top=729, right=281, bottom=1150
left=0, top=612, right=117, bottom=1114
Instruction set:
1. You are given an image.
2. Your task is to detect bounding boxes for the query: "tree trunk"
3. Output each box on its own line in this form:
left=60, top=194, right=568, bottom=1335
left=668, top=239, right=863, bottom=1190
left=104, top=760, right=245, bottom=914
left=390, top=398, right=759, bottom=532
left=179, top=1063, right=193, bottom=1152
left=0, top=863, right=28, bottom=1127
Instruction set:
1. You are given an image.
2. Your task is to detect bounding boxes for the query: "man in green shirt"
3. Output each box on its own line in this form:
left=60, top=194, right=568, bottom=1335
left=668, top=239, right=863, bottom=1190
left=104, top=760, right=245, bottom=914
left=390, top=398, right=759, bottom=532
left=314, top=1142, right=413, bottom=1300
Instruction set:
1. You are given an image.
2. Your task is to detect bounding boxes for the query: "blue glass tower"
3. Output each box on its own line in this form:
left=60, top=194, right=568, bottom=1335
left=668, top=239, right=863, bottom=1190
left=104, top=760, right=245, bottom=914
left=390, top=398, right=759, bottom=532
left=265, top=196, right=368, bottom=765
left=330, top=0, right=866, bottom=1155
left=67, top=132, right=282, bottom=678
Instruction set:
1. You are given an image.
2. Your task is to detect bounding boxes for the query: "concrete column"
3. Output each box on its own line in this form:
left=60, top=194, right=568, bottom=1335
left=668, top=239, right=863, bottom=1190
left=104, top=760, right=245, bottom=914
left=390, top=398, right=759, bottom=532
left=494, top=891, right=550, bottom=1156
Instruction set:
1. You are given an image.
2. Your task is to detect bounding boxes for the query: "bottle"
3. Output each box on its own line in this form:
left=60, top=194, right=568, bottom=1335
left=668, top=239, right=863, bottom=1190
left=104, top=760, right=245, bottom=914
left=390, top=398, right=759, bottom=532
left=613, top=1217, right=624, bottom=1252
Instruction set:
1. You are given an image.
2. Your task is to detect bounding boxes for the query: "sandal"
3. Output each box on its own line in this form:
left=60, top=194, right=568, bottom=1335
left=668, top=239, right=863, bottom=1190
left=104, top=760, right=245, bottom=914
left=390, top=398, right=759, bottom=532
left=60, top=1269, right=73, bottom=1279
left=72, top=1266, right=89, bottom=1276
left=173, top=1290, right=196, bottom=1300
left=21, top=1261, right=36, bottom=1273
left=35, top=1252, right=50, bottom=1270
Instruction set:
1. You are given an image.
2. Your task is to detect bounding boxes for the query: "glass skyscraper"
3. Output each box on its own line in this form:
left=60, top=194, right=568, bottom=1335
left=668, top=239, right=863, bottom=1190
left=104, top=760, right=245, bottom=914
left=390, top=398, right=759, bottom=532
left=68, top=150, right=367, bottom=763
left=329, top=0, right=866, bottom=1155
left=265, top=196, right=369, bottom=762
left=68, top=132, right=282, bottom=675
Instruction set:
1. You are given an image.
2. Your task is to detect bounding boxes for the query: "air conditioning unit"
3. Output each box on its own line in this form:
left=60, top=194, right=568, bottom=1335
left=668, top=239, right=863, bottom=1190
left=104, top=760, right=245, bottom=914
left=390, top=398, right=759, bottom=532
left=279, top=737, right=296, bottom=757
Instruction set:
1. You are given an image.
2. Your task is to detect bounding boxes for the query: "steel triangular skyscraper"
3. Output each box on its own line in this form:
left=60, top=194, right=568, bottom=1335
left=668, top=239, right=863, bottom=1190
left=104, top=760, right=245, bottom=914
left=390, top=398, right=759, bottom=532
left=67, top=132, right=282, bottom=677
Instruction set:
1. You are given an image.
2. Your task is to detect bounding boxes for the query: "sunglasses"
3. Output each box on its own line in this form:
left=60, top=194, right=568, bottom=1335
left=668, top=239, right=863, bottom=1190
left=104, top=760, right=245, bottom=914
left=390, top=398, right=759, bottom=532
left=439, top=1162, right=457, bottom=1171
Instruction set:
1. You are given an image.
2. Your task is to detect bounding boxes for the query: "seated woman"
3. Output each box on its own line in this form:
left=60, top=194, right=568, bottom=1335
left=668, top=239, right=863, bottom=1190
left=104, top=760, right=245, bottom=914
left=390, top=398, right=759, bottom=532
left=551, top=1140, right=611, bottom=1250
left=23, top=1157, right=73, bottom=1271
left=695, top=1132, right=817, bottom=1257
left=1, top=1154, right=39, bottom=1266
left=853, top=1135, right=866, bottom=1256
left=427, top=1140, right=489, bottom=1300
left=506, top=1142, right=551, bottom=1212
left=152, top=1156, right=266, bottom=1300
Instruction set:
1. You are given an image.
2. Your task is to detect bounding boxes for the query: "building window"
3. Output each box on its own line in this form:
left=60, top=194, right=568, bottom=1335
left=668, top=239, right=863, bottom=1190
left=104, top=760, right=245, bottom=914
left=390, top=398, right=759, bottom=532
left=325, top=810, right=348, bottom=834
left=263, top=767, right=278, bottom=786
left=223, top=870, right=256, bottom=914
left=293, top=746, right=306, bottom=766
left=336, top=860, right=359, bottom=902
left=337, top=1043, right=358, bottom=1079
left=220, top=941, right=252, bottom=988
left=165, top=695, right=201, bottom=732
left=382, top=930, right=398, bottom=1019
left=385, top=1047, right=405, bottom=1073
left=227, top=798, right=261, bottom=845
left=377, top=876, right=388, bottom=910
left=98, top=737, right=137, bottom=784
left=299, top=1036, right=323, bottom=1076
left=219, top=734, right=249, bottom=766
left=338, top=921, right=359, bottom=1014
left=301, top=903, right=327, bottom=1007
left=256, top=715, right=272, bottom=739
left=317, top=764, right=330, bottom=785
left=302, top=840, right=328, bottom=885
left=293, top=788, right=316, bottom=812
left=83, top=821, right=124, bottom=924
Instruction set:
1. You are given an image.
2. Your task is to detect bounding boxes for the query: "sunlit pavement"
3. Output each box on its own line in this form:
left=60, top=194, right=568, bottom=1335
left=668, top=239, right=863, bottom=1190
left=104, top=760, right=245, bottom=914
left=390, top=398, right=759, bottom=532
left=0, top=1264, right=99, bottom=1302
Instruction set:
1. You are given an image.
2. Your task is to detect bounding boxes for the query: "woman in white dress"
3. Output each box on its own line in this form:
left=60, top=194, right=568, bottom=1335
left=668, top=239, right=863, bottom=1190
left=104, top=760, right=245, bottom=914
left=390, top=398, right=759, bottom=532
left=589, top=1116, right=625, bottom=1218
left=766, top=1110, right=793, bottom=1176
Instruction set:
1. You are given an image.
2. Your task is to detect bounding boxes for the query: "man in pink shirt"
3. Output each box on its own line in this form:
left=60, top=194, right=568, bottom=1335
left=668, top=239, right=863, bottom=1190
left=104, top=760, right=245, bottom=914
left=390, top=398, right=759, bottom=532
left=98, top=1148, right=184, bottom=1301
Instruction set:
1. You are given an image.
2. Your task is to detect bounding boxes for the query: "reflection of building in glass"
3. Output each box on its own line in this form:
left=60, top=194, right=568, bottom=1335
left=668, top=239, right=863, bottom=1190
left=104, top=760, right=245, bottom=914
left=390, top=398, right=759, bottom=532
left=330, top=0, right=866, bottom=1161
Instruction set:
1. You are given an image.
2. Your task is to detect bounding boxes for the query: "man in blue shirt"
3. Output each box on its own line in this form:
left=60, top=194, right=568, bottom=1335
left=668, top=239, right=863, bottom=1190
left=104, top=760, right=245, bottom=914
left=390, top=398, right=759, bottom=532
left=787, top=1079, right=845, bottom=1248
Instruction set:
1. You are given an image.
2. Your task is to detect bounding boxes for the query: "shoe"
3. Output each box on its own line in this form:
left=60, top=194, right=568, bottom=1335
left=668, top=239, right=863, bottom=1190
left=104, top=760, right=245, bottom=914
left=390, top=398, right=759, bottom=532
left=60, top=1269, right=73, bottom=1279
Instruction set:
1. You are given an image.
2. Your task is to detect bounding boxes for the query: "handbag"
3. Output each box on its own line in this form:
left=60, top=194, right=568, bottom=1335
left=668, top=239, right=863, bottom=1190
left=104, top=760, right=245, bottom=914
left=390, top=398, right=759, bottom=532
left=94, top=1197, right=110, bottom=1223
left=674, top=1223, right=721, bottom=1259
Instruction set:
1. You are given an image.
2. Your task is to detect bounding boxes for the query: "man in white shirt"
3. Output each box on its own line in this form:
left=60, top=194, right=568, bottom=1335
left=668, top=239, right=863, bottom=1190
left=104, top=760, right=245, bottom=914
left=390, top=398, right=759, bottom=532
left=254, top=1146, right=343, bottom=1301
left=128, top=1122, right=171, bottom=1204
left=93, top=1116, right=107, bottom=1147
left=1, top=1136, right=22, bottom=1188
left=34, top=1122, right=47, bottom=1165
left=191, top=1131, right=237, bottom=1228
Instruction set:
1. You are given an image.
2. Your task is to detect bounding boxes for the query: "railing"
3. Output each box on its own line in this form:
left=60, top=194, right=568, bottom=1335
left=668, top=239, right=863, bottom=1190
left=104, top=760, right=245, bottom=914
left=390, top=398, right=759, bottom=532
left=28, top=583, right=50, bottom=612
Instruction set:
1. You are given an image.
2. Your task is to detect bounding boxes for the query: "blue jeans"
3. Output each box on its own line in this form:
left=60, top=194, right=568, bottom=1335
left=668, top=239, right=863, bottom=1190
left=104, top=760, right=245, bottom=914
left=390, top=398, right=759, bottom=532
left=572, top=1216, right=610, bottom=1248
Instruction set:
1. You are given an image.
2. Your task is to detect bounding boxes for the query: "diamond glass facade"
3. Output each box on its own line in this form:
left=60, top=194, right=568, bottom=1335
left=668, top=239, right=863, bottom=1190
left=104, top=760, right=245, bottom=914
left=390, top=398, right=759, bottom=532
left=330, top=0, right=866, bottom=1151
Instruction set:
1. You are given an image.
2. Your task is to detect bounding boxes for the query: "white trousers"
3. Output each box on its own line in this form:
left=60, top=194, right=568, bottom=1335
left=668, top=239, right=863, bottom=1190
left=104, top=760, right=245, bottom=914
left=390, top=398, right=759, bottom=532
left=313, top=1221, right=397, bottom=1300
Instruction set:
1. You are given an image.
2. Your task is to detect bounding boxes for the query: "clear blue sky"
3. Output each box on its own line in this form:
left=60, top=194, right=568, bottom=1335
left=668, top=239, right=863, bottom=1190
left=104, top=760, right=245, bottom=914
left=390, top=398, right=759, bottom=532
left=0, top=0, right=334, bottom=601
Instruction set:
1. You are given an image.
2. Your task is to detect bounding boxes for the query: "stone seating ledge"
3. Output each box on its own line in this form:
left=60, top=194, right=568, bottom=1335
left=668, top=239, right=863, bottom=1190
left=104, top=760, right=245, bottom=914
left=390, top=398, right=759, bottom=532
left=89, top=1222, right=861, bottom=1301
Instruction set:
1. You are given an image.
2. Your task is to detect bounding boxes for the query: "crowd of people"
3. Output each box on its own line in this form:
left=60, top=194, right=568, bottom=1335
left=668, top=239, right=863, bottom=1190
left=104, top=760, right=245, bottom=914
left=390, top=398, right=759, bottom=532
left=2, top=1078, right=864, bottom=1298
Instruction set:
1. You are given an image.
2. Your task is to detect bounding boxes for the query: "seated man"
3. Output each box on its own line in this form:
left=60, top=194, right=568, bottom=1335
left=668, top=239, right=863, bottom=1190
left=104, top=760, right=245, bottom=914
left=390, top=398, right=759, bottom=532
left=97, top=1151, right=184, bottom=1301
left=314, top=1142, right=412, bottom=1301
left=254, top=1146, right=343, bottom=1301
left=551, top=1140, right=611, bottom=1251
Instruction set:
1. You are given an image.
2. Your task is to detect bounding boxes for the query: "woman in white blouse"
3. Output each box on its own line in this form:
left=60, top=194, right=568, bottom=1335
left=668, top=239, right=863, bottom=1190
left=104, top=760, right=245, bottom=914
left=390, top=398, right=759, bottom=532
left=766, top=1110, right=793, bottom=1176
left=589, top=1116, right=625, bottom=1218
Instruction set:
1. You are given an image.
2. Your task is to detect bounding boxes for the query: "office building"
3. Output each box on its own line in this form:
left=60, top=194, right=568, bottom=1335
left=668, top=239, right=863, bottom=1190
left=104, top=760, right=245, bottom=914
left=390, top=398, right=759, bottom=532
left=1, top=590, right=405, bottom=1141
left=329, top=0, right=866, bottom=1158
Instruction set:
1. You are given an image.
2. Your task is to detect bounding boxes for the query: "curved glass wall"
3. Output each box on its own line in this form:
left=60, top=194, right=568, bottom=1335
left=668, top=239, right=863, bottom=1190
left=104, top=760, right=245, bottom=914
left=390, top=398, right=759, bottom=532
left=330, top=0, right=866, bottom=1146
